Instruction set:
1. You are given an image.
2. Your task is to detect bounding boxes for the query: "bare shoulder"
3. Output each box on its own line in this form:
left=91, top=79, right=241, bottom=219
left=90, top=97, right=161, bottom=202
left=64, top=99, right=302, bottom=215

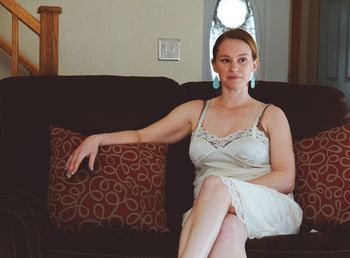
left=174, top=99, right=206, bottom=115
left=261, top=104, right=290, bottom=131
left=265, top=104, right=286, bottom=118
left=179, top=99, right=205, bottom=108
left=174, top=99, right=206, bottom=128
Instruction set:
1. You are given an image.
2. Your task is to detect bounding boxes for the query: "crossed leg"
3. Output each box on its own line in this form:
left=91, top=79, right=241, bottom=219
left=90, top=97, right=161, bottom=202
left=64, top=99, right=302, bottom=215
left=208, top=214, right=248, bottom=258
left=178, top=175, right=248, bottom=258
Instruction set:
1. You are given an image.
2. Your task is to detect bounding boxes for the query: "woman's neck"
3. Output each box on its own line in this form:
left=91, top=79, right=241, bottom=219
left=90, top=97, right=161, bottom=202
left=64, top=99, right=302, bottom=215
left=216, top=87, right=253, bottom=109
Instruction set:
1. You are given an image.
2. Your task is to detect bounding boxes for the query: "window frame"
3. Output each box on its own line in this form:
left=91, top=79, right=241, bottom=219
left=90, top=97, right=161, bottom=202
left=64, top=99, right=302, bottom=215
left=203, top=0, right=260, bottom=80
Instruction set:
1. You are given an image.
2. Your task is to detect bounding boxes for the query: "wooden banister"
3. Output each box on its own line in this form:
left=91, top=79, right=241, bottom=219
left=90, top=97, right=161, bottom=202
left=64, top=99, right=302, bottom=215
left=0, top=0, right=62, bottom=76
left=0, top=0, right=40, bottom=35
left=0, top=36, right=40, bottom=75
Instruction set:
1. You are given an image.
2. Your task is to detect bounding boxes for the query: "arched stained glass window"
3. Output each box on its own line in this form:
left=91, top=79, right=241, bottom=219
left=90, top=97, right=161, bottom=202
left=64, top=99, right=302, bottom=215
left=210, top=0, right=256, bottom=78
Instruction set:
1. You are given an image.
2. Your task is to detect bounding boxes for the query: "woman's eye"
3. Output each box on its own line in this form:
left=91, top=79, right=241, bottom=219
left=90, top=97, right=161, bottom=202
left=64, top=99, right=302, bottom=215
left=238, top=58, right=247, bottom=63
left=220, top=58, right=230, bottom=63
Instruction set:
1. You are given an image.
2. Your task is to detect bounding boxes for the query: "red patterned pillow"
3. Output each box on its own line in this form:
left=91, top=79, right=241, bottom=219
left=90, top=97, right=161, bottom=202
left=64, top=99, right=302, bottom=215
left=293, top=124, right=350, bottom=230
left=48, top=127, right=169, bottom=233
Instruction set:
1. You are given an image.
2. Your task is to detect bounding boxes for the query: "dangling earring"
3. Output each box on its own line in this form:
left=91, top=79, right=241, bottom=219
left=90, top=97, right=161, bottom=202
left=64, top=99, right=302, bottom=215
left=213, top=75, right=220, bottom=90
left=250, top=73, right=256, bottom=89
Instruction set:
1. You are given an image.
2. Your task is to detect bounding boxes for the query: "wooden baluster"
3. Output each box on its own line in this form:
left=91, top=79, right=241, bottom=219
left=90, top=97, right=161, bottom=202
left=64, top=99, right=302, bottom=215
left=38, top=6, right=62, bottom=76
left=12, top=13, right=19, bottom=76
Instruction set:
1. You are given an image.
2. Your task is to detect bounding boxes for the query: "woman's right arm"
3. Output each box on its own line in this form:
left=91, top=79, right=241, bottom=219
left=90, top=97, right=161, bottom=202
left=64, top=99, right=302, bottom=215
left=65, top=100, right=204, bottom=177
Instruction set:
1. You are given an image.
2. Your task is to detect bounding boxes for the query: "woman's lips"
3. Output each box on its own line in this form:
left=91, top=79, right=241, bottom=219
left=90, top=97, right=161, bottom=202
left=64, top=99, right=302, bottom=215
left=227, top=76, right=242, bottom=80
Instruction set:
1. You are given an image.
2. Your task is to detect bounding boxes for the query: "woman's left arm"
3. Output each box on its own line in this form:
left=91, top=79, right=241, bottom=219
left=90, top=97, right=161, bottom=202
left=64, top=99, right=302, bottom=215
left=248, top=105, right=296, bottom=193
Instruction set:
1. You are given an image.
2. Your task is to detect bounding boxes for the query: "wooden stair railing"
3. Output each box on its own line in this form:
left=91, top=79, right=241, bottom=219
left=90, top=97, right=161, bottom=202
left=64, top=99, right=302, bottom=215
left=0, top=0, right=62, bottom=76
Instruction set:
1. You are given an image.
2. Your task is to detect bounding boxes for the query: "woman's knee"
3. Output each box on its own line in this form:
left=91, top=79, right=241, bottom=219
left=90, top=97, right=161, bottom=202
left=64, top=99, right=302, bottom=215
left=200, top=176, right=227, bottom=196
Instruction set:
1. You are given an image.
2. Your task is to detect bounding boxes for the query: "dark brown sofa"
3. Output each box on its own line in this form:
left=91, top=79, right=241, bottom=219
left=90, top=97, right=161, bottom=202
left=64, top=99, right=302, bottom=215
left=0, top=75, right=349, bottom=258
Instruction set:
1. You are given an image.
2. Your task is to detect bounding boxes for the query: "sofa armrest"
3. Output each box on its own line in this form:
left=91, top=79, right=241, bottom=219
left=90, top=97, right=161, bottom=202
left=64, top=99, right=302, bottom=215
left=0, top=186, right=51, bottom=258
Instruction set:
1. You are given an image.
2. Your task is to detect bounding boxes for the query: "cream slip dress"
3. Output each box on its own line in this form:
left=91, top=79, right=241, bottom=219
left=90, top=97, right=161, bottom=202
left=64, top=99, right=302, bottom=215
left=182, top=99, right=303, bottom=239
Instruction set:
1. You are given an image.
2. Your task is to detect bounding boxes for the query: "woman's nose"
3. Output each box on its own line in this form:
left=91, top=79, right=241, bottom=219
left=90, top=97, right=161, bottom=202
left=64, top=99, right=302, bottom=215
left=230, top=63, right=238, bottom=72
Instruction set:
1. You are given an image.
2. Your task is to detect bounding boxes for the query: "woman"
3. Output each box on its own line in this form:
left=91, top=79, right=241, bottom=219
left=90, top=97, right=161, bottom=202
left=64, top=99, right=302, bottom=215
left=66, top=28, right=303, bottom=258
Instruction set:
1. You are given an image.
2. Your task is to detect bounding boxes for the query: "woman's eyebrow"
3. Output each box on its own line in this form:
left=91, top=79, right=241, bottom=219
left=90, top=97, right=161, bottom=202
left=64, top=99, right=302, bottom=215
left=237, top=53, right=250, bottom=57
left=218, top=53, right=250, bottom=58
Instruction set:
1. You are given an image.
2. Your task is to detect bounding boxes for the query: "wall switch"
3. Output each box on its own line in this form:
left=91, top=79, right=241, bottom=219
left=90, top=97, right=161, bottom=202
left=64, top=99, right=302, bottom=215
left=158, top=38, right=180, bottom=61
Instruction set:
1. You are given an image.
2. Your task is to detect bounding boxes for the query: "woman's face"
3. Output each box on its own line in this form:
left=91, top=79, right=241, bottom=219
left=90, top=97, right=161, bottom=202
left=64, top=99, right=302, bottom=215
left=212, top=38, right=258, bottom=90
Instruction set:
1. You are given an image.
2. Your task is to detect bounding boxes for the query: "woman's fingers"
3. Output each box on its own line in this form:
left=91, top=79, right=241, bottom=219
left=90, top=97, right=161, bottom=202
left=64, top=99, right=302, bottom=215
left=66, top=148, right=85, bottom=177
left=72, top=150, right=87, bottom=175
left=89, top=151, right=97, bottom=171
left=66, top=149, right=98, bottom=178
left=65, top=135, right=100, bottom=178
left=65, top=154, right=73, bottom=177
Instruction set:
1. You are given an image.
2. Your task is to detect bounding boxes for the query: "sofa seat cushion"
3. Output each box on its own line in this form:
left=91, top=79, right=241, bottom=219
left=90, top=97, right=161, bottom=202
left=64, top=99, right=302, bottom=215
left=45, top=230, right=350, bottom=258
left=48, top=127, right=169, bottom=233
left=46, top=231, right=179, bottom=258
left=246, top=230, right=350, bottom=258
left=293, top=123, right=350, bottom=231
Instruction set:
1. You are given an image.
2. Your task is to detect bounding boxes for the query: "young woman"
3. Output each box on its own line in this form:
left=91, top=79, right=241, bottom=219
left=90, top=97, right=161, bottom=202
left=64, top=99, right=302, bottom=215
left=66, top=28, right=303, bottom=258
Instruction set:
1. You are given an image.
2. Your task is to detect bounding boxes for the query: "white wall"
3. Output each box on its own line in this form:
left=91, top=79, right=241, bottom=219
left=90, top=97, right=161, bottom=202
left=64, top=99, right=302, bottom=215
left=0, top=0, right=290, bottom=83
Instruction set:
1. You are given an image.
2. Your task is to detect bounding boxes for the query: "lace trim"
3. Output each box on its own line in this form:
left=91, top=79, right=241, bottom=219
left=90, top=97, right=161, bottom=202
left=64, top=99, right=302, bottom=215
left=197, top=126, right=269, bottom=148
left=219, top=176, right=265, bottom=239
left=219, top=176, right=245, bottom=221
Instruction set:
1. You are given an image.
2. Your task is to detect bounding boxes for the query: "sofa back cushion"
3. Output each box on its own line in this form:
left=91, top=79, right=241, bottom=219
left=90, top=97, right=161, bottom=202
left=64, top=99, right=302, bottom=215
left=250, top=81, right=350, bottom=140
left=293, top=123, right=350, bottom=231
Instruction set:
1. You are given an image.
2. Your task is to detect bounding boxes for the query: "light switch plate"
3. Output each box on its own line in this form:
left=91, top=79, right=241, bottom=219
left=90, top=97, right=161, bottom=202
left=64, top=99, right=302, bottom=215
left=158, top=38, right=180, bottom=61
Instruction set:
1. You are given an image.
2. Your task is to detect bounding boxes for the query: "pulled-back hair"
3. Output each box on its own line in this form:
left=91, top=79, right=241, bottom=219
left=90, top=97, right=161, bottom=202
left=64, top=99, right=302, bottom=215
left=212, top=28, right=258, bottom=62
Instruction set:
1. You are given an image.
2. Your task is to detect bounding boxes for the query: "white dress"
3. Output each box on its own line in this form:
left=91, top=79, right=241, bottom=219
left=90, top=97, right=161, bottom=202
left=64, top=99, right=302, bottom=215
left=183, top=100, right=303, bottom=239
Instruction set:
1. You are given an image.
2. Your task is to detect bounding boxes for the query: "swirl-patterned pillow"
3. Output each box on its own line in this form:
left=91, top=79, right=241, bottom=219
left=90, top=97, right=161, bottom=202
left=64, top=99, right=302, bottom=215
left=48, top=127, right=169, bottom=233
left=293, top=123, right=350, bottom=230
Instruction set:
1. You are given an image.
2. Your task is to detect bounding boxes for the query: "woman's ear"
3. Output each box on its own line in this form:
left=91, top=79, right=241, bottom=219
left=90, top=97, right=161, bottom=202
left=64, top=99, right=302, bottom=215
left=211, top=59, right=218, bottom=73
left=252, top=58, right=259, bottom=72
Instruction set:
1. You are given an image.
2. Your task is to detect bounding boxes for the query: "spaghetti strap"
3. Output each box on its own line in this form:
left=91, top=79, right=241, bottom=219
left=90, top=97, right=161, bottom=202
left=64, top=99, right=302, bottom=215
left=197, top=100, right=211, bottom=128
left=253, top=104, right=271, bottom=127
left=192, top=100, right=211, bottom=138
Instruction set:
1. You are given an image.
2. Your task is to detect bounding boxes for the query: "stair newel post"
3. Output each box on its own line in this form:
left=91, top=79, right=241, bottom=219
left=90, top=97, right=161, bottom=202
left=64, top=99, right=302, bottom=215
left=37, top=6, right=62, bottom=76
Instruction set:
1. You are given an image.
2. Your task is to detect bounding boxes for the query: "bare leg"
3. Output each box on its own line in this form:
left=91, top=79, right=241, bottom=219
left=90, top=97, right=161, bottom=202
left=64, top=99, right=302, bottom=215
left=178, top=176, right=233, bottom=258
left=208, top=213, right=248, bottom=258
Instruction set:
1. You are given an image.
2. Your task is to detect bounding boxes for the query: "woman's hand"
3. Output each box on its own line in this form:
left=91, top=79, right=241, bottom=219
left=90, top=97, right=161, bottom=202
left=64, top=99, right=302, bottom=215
left=65, top=134, right=101, bottom=177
